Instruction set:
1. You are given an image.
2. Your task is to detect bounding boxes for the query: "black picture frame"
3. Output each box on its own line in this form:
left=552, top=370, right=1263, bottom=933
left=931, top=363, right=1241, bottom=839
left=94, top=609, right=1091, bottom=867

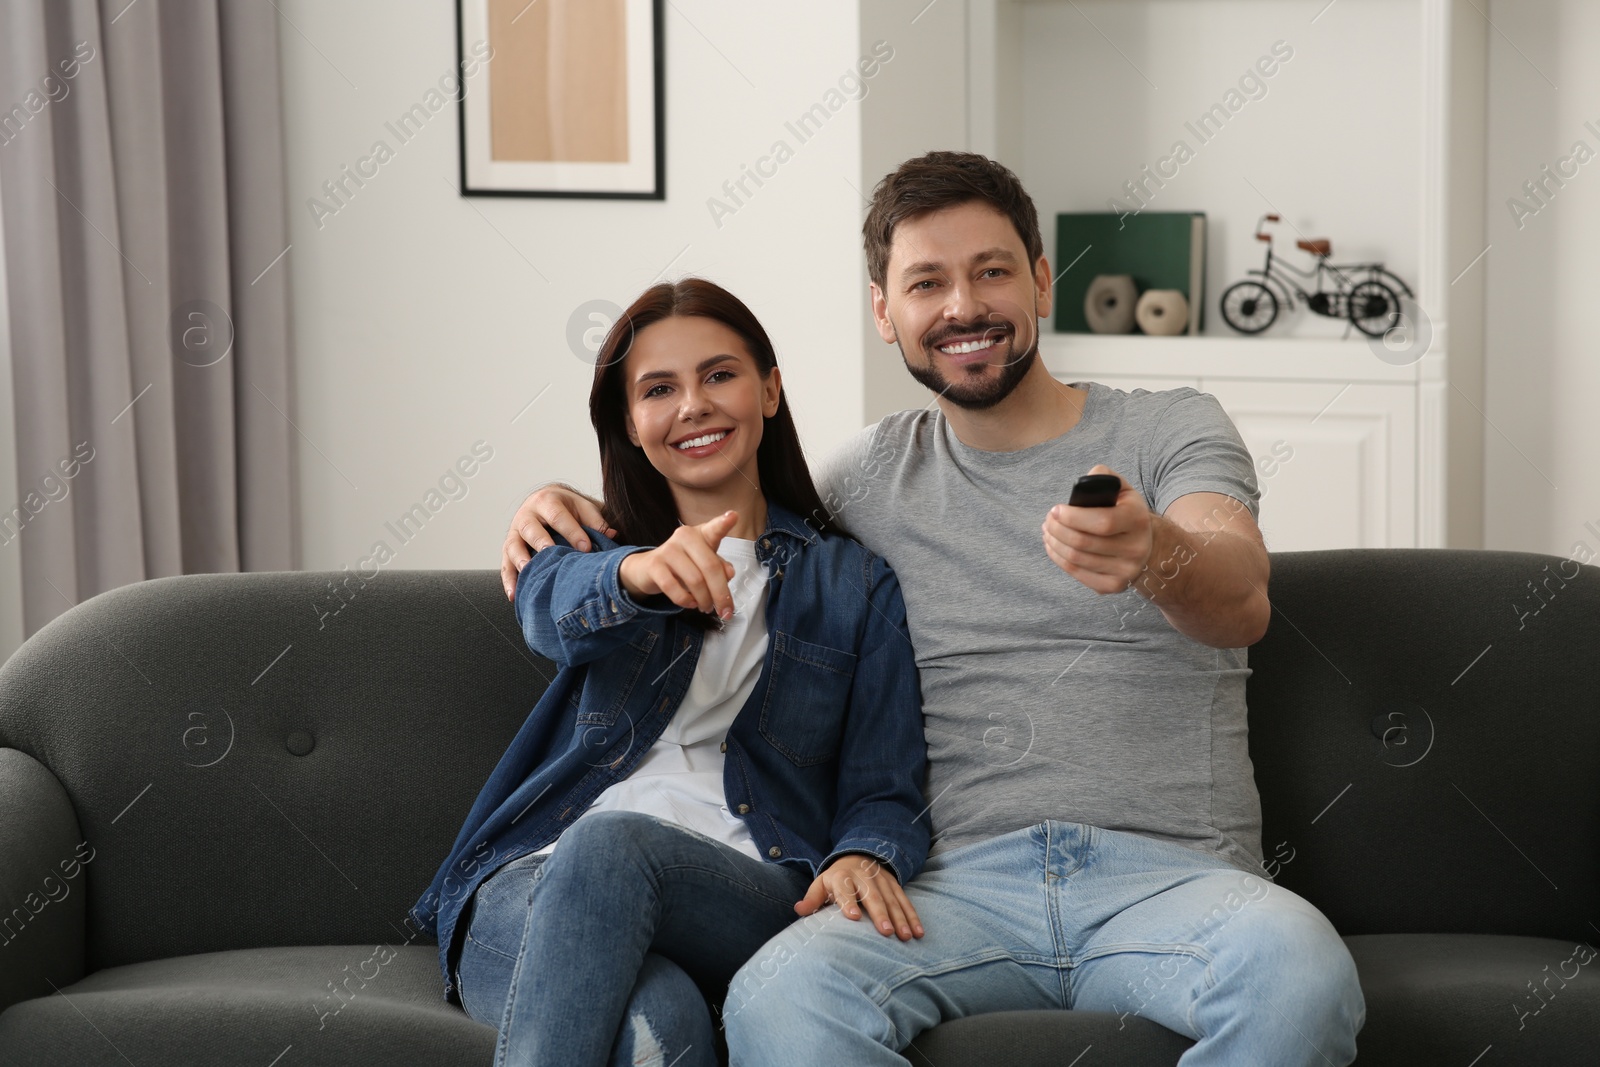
left=455, top=0, right=664, bottom=200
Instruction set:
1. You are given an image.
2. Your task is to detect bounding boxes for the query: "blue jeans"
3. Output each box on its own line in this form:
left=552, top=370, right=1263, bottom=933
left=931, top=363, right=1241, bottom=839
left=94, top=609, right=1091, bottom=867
left=455, top=810, right=814, bottom=1067
left=724, top=821, right=1365, bottom=1065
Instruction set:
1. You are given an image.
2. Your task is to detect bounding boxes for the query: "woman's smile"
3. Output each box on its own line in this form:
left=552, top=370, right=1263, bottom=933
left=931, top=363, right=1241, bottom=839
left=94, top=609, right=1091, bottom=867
left=668, top=426, right=736, bottom=457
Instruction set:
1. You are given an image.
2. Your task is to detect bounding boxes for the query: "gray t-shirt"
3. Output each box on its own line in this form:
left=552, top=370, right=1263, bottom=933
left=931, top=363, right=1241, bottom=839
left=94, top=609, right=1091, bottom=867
left=814, top=381, right=1265, bottom=873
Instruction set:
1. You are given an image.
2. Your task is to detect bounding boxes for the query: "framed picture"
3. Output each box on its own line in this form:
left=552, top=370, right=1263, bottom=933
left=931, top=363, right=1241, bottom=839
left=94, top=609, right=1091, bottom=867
left=456, top=0, right=664, bottom=199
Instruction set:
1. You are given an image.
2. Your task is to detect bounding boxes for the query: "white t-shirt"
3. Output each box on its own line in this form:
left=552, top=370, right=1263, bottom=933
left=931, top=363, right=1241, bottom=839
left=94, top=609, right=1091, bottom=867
left=535, top=536, right=770, bottom=860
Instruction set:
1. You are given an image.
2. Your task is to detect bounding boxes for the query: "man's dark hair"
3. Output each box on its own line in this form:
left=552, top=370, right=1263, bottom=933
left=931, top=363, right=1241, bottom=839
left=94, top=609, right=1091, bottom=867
left=862, top=151, right=1044, bottom=291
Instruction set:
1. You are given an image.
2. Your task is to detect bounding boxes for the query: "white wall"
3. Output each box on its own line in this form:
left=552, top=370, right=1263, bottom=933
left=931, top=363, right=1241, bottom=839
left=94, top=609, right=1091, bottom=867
left=279, top=0, right=868, bottom=575
left=1484, top=0, right=1600, bottom=556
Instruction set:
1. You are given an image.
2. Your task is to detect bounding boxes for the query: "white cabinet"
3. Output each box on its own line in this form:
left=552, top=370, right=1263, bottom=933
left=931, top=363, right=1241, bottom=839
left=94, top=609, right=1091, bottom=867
left=1194, top=380, right=1415, bottom=550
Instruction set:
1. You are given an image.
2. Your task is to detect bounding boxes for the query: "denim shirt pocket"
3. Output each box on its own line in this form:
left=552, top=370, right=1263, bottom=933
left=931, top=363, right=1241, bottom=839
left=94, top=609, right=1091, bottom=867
left=575, top=628, right=660, bottom=729
left=758, top=632, right=858, bottom=767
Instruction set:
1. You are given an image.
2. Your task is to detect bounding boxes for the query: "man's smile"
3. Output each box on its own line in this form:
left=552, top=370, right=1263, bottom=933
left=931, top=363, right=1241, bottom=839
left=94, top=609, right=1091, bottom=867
left=932, top=329, right=1011, bottom=364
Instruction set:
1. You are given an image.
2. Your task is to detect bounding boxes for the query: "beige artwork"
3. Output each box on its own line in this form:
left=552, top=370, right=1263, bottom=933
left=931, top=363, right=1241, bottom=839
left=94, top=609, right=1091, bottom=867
left=487, top=0, right=630, bottom=163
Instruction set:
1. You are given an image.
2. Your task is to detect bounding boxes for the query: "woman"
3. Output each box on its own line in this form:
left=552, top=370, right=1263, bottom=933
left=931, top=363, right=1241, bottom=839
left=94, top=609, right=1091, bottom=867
left=411, top=278, right=930, bottom=1067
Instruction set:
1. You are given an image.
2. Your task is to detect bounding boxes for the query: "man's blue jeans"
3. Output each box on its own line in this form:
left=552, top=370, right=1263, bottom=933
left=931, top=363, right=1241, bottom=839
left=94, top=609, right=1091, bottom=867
left=455, top=810, right=812, bottom=1067
left=724, top=820, right=1365, bottom=1065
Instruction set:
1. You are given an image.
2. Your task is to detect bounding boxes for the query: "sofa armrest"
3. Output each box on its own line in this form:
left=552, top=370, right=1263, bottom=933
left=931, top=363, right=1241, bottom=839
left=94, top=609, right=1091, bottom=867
left=0, top=748, right=87, bottom=1014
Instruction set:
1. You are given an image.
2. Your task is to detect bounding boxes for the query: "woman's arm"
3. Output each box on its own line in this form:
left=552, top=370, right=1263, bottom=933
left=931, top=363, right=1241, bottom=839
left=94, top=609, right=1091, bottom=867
left=513, top=530, right=678, bottom=667
left=518, top=512, right=749, bottom=665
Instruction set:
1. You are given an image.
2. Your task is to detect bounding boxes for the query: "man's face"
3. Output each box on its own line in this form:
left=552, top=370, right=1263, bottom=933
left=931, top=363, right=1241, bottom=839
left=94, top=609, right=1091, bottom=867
left=870, top=200, right=1052, bottom=410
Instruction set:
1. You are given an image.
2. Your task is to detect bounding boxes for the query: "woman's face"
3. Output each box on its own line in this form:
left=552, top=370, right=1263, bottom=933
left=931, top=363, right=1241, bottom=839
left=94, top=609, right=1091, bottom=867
left=621, top=314, right=781, bottom=495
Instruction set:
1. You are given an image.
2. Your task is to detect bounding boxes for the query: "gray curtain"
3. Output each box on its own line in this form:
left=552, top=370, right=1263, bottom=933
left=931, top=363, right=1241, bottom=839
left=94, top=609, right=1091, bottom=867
left=0, top=0, right=296, bottom=638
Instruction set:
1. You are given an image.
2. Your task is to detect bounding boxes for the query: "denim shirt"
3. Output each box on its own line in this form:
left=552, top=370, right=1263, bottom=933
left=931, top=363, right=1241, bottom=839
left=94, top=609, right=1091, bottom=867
left=411, top=501, right=930, bottom=1003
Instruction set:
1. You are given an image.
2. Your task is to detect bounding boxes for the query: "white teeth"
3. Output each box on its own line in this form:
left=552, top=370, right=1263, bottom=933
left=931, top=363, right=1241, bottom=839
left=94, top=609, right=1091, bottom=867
left=675, top=431, right=728, bottom=450
left=939, top=337, right=999, bottom=355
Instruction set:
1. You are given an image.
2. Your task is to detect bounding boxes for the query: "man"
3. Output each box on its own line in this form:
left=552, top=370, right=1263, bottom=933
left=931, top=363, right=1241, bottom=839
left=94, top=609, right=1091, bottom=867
left=502, top=152, right=1364, bottom=1064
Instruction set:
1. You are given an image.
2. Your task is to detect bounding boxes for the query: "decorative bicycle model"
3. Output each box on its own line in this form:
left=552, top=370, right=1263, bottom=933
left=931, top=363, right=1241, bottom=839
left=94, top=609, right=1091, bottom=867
left=1219, top=214, right=1412, bottom=337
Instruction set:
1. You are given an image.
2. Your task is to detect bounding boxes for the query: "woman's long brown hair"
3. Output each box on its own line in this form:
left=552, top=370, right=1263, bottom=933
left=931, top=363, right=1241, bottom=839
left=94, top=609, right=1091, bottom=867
left=589, top=278, right=836, bottom=558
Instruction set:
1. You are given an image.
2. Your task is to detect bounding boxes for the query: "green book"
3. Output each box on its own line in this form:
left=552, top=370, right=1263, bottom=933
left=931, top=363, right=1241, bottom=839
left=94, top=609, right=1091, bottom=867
left=1054, top=212, right=1206, bottom=334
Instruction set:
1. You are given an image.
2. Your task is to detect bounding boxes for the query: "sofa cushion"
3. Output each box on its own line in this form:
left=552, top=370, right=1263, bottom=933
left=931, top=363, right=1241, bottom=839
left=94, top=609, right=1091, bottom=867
left=1346, top=933, right=1600, bottom=1064
left=0, top=945, right=494, bottom=1067
left=0, top=570, right=549, bottom=975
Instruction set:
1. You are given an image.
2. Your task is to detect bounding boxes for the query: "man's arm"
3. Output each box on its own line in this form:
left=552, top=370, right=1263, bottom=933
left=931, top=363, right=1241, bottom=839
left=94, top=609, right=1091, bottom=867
left=501, top=483, right=612, bottom=599
left=1139, top=491, right=1271, bottom=648
left=1042, top=466, right=1270, bottom=649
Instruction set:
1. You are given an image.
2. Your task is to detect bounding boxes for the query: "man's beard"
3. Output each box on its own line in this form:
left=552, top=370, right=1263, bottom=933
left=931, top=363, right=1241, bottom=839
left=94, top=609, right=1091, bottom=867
left=901, top=326, right=1039, bottom=410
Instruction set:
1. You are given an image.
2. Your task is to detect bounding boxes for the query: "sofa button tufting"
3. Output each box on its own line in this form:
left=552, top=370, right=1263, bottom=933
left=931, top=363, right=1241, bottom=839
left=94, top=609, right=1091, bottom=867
left=286, top=731, right=315, bottom=756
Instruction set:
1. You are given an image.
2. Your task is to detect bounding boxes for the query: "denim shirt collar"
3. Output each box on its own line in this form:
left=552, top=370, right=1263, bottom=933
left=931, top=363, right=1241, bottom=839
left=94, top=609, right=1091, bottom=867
left=758, top=500, right=822, bottom=546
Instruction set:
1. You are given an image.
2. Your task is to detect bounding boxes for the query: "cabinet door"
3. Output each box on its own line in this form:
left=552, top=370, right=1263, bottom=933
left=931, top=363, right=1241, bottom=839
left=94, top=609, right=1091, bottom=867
left=1196, top=380, right=1416, bottom=550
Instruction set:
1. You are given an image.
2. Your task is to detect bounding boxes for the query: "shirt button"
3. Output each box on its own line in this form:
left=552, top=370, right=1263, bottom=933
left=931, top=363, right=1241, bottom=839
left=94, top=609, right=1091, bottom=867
left=719, top=741, right=728, bottom=753
left=737, top=803, right=750, bottom=814
left=760, top=538, right=771, bottom=549
left=768, top=846, right=782, bottom=858
left=609, top=600, right=618, bottom=613
left=579, top=617, right=590, bottom=629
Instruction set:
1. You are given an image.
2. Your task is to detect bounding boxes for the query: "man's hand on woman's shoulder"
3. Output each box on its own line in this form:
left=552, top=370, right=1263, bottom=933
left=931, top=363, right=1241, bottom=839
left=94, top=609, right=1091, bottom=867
left=501, top=483, right=614, bottom=599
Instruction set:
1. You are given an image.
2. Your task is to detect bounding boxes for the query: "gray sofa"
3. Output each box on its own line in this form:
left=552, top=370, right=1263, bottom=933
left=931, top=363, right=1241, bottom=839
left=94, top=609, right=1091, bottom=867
left=2, top=549, right=1598, bottom=1065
